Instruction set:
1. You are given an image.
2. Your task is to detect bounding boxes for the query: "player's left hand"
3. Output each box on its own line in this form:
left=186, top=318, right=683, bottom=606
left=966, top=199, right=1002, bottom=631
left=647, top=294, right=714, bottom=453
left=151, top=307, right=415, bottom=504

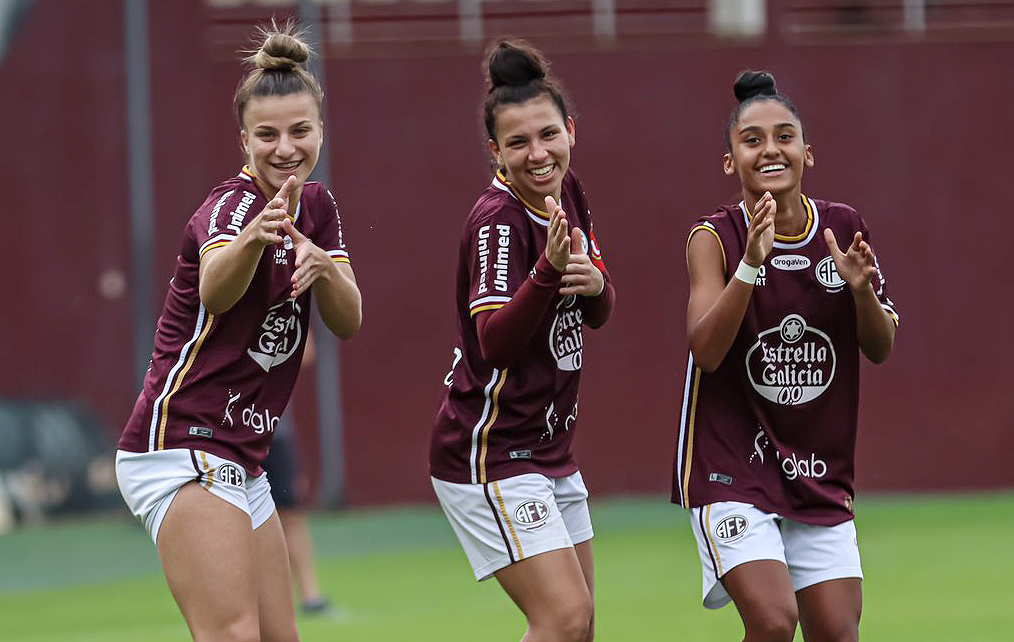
left=283, top=218, right=335, bottom=298
left=824, top=228, right=878, bottom=292
left=560, top=227, right=604, bottom=296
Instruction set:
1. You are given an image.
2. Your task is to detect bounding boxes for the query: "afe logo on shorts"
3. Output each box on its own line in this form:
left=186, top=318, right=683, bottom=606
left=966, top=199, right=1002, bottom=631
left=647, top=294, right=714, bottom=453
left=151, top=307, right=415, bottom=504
left=514, top=500, right=550, bottom=529
left=715, top=515, right=749, bottom=543
left=215, top=463, right=244, bottom=488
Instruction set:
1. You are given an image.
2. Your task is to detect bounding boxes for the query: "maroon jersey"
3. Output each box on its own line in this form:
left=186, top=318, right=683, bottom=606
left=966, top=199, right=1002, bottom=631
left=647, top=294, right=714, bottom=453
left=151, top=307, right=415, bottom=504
left=118, top=167, right=351, bottom=475
left=431, top=169, right=610, bottom=484
left=673, top=196, right=899, bottom=525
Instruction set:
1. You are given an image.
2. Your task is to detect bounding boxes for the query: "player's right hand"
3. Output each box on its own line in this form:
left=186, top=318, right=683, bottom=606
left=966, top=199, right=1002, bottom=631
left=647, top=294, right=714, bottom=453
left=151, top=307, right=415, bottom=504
left=743, top=191, right=776, bottom=267
left=545, top=195, right=571, bottom=272
left=247, top=175, right=298, bottom=246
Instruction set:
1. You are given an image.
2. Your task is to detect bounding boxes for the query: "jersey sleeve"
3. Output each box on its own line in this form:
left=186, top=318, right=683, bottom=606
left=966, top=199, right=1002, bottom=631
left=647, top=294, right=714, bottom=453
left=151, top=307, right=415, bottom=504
left=858, top=215, right=899, bottom=327
left=191, top=185, right=262, bottom=261
left=465, top=206, right=532, bottom=319
left=313, top=186, right=352, bottom=266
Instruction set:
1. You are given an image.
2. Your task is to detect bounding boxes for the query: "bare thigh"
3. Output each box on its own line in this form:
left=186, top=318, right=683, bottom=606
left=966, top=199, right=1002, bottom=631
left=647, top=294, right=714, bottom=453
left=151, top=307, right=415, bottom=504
left=722, top=560, right=799, bottom=642
left=796, top=578, right=862, bottom=642
left=157, top=482, right=259, bottom=642
left=495, top=546, right=594, bottom=642
left=253, top=510, right=300, bottom=642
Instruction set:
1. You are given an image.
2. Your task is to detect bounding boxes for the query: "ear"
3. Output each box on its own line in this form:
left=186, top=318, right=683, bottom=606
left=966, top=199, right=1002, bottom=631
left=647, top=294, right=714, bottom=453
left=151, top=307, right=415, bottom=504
left=723, top=152, right=735, bottom=176
left=566, top=116, right=576, bottom=147
left=804, top=144, right=815, bottom=168
left=240, top=129, right=249, bottom=155
left=488, top=138, right=502, bottom=167
left=318, top=120, right=324, bottom=148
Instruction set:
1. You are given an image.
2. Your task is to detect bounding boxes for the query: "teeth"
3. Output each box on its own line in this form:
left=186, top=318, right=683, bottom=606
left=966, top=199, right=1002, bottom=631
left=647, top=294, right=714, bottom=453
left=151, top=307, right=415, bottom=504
left=760, top=164, right=786, bottom=173
left=531, top=165, right=553, bottom=177
left=276, top=161, right=300, bottom=169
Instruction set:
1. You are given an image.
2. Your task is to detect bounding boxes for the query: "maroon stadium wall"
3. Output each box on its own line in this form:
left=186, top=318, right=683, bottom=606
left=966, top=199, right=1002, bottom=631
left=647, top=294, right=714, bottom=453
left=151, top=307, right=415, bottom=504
left=3, top=0, right=1012, bottom=505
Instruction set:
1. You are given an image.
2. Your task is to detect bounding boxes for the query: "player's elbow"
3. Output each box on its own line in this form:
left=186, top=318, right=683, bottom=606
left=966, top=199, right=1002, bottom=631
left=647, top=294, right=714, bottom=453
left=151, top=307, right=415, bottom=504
left=198, top=284, right=235, bottom=316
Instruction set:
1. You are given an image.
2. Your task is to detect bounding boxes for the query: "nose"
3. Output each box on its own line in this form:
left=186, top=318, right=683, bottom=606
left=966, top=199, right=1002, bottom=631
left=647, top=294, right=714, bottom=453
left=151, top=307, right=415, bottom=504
left=761, top=135, right=779, bottom=156
left=528, top=140, right=549, bottom=162
left=276, top=134, right=295, bottom=158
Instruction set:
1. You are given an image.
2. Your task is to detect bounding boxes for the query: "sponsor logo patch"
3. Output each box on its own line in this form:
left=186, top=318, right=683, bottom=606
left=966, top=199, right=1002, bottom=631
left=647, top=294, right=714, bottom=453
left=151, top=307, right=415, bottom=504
left=215, top=463, right=244, bottom=487
left=509, top=450, right=532, bottom=460
left=248, top=298, right=303, bottom=372
left=188, top=426, right=213, bottom=438
left=514, top=500, right=550, bottom=528
left=746, top=314, right=836, bottom=405
left=815, top=255, right=846, bottom=290
left=771, top=254, right=811, bottom=271
left=549, top=296, right=583, bottom=371
left=715, top=515, right=749, bottom=542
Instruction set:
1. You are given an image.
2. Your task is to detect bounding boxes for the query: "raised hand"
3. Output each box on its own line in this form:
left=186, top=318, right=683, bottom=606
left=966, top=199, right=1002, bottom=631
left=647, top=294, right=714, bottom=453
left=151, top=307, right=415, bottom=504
left=544, top=195, right=571, bottom=272
left=281, top=217, right=334, bottom=299
left=560, top=227, right=604, bottom=296
left=744, top=191, right=776, bottom=267
left=824, top=228, right=878, bottom=292
left=247, top=175, right=298, bottom=247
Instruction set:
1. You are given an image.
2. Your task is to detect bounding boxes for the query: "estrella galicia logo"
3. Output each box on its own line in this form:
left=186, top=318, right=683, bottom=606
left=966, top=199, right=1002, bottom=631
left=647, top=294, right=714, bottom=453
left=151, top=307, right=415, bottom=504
left=514, top=500, right=550, bottom=529
left=815, top=256, right=846, bottom=290
left=215, top=463, right=244, bottom=488
left=247, top=298, right=302, bottom=372
left=746, top=314, right=836, bottom=406
left=715, top=515, right=749, bottom=542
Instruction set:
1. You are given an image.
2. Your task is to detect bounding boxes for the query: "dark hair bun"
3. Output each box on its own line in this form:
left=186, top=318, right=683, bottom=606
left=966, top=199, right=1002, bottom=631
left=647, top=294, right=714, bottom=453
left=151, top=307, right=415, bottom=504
left=734, top=70, right=777, bottom=102
left=486, top=41, right=547, bottom=90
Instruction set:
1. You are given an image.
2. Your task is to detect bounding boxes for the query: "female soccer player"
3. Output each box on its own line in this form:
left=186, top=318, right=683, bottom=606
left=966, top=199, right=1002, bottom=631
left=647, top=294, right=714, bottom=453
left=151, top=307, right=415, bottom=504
left=115, top=23, right=361, bottom=642
left=673, top=71, right=898, bottom=642
left=430, top=41, right=615, bottom=642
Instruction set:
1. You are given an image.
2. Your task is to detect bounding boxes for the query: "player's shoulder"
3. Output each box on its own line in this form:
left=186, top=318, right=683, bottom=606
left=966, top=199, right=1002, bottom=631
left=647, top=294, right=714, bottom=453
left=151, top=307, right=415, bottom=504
left=813, top=198, right=862, bottom=227
left=466, top=183, right=526, bottom=230
left=691, top=203, right=740, bottom=233
left=191, top=173, right=260, bottom=224
left=299, top=181, right=339, bottom=214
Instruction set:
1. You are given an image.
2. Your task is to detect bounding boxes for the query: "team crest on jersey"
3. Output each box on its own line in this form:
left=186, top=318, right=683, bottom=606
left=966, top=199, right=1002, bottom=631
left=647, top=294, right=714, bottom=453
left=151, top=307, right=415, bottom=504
left=815, top=256, right=846, bottom=291
left=247, top=298, right=302, bottom=372
left=549, top=295, right=583, bottom=371
left=746, top=314, right=836, bottom=405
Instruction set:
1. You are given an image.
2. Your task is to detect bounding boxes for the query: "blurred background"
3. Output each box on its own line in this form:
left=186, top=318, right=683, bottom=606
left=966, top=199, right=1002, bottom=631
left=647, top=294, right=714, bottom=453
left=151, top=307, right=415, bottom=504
left=1, top=0, right=1012, bottom=639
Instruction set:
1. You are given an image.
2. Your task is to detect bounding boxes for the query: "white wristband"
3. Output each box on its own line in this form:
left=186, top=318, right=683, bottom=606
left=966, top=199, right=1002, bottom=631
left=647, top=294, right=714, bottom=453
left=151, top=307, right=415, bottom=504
left=734, top=260, right=760, bottom=285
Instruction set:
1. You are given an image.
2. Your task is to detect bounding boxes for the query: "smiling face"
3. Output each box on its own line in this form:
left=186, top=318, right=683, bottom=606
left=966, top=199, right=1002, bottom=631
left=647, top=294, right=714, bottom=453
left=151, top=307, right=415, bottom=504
left=489, top=94, right=576, bottom=207
left=724, top=99, right=813, bottom=203
left=240, top=91, right=322, bottom=198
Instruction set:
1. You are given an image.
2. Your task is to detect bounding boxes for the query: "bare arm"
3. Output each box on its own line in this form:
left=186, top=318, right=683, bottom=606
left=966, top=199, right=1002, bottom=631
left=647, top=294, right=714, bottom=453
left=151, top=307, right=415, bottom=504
left=824, top=229, right=896, bottom=363
left=283, top=218, right=362, bottom=340
left=198, top=176, right=297, bottom=314
left=687, top=192, right=776, bottom=372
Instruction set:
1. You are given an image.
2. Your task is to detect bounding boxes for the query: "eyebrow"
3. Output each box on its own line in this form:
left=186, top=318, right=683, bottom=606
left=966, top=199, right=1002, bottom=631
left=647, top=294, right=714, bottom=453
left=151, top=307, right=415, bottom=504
left=738, top=122, right=797, bottom=135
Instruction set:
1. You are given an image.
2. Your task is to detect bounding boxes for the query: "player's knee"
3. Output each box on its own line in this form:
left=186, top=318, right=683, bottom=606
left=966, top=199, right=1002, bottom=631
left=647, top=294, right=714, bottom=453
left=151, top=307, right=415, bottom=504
left=746, top=612, right=797, bottom=642
left=203, top=613, right=260, bottom=642
left=550, top=600, right=593, bottom=642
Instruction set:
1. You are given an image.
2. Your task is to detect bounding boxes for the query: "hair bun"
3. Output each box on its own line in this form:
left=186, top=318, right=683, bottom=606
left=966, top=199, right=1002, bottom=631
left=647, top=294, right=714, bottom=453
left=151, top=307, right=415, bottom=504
left=734, top=70, right=777, bottom=102
left=252, top=32, right=310, bottom=70
left=486, top=41, right=547, bottom=90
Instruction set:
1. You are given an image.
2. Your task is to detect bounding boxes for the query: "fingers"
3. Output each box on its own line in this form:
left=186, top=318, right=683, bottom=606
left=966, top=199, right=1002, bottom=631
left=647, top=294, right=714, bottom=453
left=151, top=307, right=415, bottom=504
left=850, top=231, right=864, bottom=253
left=280, top=217, right=307, bottom=243
left=823, top=227, right=842, bottom=256
left=276, top=175, right=299, bottom=202
left=570, top=227, right=585, bottom=255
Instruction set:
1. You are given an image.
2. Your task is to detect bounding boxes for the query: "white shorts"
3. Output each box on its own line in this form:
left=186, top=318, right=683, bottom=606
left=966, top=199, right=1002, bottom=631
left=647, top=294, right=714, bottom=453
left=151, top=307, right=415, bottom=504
left=432, top=471, right=593, bottom=581
left=691, top=501, right=863, bottom=609
left=116, top=448, right=275, bottom=544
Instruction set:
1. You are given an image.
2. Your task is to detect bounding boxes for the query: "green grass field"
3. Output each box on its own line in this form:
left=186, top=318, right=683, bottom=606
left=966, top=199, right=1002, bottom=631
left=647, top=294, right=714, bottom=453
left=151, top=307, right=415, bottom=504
left=1, top=492, right=1012, bottom=641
